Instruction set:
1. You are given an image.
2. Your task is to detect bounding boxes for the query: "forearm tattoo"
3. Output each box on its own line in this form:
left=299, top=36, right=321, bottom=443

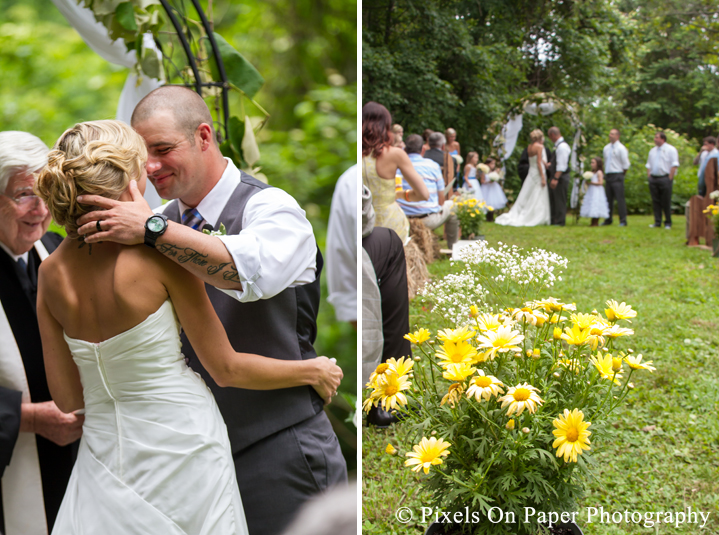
left=156, top=243, right=241, bottom=283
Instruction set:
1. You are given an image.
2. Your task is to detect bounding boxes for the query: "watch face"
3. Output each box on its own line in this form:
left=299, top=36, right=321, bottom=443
left=147, top=216, right=165, bottom=233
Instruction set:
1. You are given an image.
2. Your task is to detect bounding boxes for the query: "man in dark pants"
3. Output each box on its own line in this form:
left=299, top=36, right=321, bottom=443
left=602, top=128, right=630, bottom=227
left=547, top=126, right=571, bottom=226
left=645, top=131, right=679, bottom=229
left=75, top=87, right=346, bottom=535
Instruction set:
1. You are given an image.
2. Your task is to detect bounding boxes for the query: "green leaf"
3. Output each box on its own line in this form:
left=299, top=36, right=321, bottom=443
left=115, top=2, right=138, bottom=31
left=227, top=115, right=245, bottom=157
left=210, top=32, right=264, bottom=99
left=140, top=46, right=162, bottom=79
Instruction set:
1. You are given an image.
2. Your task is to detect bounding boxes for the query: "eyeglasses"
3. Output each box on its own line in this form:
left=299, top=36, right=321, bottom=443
left=1, top=188, right=44, bottom=210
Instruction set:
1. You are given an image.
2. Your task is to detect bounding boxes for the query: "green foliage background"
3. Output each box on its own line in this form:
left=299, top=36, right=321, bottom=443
left=0, top=0, right=357, bottom=473
left=363, top=0, right=719, bottom=212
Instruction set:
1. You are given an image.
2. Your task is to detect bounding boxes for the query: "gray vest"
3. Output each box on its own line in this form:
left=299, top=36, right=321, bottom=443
left=549, top=140, right=571, bottom=179
left=164, top=173, right=324, bottom=453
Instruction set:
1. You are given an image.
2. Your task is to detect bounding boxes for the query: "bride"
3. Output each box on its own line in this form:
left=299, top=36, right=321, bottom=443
left=495, top=129, right=550, bottom=227
left=34, top=120, right=342, bottom=535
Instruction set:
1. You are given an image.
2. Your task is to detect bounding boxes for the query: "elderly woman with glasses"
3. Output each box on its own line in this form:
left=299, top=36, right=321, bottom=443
left=0, top=131, right=83, bottom=535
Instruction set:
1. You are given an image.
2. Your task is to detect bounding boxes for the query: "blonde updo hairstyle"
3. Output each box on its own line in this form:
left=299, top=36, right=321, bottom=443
left=35, top=120, right=147, bottom=236
left=529, top=129, right=544, bottom=144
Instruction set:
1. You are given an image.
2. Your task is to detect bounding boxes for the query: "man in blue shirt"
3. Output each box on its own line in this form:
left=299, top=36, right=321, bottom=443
left=397, top=134, right=459, bottom=249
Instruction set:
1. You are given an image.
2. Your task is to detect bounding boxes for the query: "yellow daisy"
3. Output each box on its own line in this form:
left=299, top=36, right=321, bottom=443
left=474, top=313, right=506, bottom=332
left=442, top=362, right=476, bottom=383
left=589, top=353, right=622, bottom=385
left=570, top=313, right=598, bottom=330
left=624, top=354, right=656, bottom=372
left=466, top=370, right=504, bottom=402
left=605, top=300, right=637, bottom=322
left=510, top=307, right=538, bottom=325
left=469, top=305, right=480, bottom=318
left=385, top=356, right=414, bottom=377
left=476, top=325, right=524, bottom=359
left=385, top=444, right=397, bottom=455
left=531, top=297, right=577, bottom=313
left=553, top=327, right=563, bottom=340
left=440, top=382, right=464, bottom=407
left=404, top=328, right=431, bottom=345
left=435, top=340, right=478, bottom=367
left=552, top=409, right=591, bottom=463
left=405, top=437, right=452, bottom=474
left=560, top=325, right=591, bottom=346
left=373, top=372, right=412, bottom=411
left=604, top=325, right=634, bottom=339
left=437, top=325, right=475, bottom=343
left=498, top=383, right=544, bottom=416
left=556, top=358, right=583, bottom=374
left=367, top=362, right=390, bottom=384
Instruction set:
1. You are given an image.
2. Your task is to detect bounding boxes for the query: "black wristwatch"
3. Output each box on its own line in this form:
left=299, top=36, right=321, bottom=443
left=144, top=214, right=168, bottom=248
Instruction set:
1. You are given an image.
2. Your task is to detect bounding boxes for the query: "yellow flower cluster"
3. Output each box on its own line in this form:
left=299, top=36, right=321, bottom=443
left=362, top=357, right=414, bottom=413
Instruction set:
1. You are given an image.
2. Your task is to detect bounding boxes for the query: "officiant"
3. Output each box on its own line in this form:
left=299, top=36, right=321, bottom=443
left=74, top=86, right=347, bottom=535
left=0, top=131, right=83, bottom=535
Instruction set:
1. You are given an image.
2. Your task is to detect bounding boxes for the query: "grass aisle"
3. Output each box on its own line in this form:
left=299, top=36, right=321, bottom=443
left=362, top=215, right=719, bottom=535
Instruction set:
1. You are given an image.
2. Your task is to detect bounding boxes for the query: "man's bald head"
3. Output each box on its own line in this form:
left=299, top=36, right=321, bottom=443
left=131, top=86, right=215, bottom=145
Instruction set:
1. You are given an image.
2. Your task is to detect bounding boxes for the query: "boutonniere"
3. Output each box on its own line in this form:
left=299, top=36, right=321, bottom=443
left=203, top=223, right=228, bottom=236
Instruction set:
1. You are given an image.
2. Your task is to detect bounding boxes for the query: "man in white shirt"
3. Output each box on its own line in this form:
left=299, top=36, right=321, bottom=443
left=74, top=86, right=347, bottom=535
left=547, top=126, right=572, bottom=226
left=645, top=131, right=679, bottom=229
left=601, top=128, right=630, bottom=227
left=326, top=165, right=357, bottom=326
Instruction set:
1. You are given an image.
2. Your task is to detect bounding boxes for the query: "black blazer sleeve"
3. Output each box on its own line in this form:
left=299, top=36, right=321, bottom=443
left=0, top=385, right=23, bottom=478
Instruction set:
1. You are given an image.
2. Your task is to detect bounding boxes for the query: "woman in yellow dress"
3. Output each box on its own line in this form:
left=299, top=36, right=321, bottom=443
left=362, top=102, right=428, bottom=244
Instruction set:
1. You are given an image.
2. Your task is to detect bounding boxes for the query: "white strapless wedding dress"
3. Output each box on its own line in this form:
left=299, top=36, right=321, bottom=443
left=495, top=154, right=550, bottom=227
left=52, top=299, right=248, bottom=535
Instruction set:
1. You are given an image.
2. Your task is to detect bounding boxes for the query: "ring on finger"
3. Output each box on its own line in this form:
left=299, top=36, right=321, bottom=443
left=96, top=220, right=103, bottom=233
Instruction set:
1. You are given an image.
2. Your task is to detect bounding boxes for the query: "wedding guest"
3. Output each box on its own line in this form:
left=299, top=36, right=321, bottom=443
left=421, top=129, right=433, bottom=156
left=0, top=131, right=82, bottom=535
left=480, top=157, right=508, bottom=221
left=580, top=157, right=610, bottom=227
left=423, top=132, right=455, bottom=190
left=362, top=102, right=429, bottom=244
left=463, top=152, right=482, bottom=199
left=362, top=186, right=411, bottom=428
left=696, top=136, right=717, bottom=196
left=445, top=128, right=461, bottom=158
left=74, top=86, right=346, bottom=535
left=646, top=131, right=679, bottom=229
left=601, top=128, right=630, bottom=227
left=326, top=165, right=357, bottom=327
left=397, top=134, right=459, bottom=250
left=392, top=123, right=405, bottom=149
left=547, top=126, right=572, bottom=226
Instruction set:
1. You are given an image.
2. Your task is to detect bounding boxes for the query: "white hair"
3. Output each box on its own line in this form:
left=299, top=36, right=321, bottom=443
left=0, top=131, right=50, bottom=193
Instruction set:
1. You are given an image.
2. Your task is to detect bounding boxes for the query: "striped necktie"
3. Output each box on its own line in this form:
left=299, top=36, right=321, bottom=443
left=182, top=207, right=205, bottom=231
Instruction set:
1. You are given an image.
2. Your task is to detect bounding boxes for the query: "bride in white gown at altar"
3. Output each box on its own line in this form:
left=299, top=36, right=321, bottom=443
left=34, top=121, right=342, bottom=535
left=495, top=129, right=551, bottom=227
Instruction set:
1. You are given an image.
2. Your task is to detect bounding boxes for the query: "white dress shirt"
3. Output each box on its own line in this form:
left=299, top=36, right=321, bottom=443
left=603, top=141, right=630, bottom=173
left=156, top=158, right=317, bottom=303
left=326, top=165, right=358, bottom=322
left=646, top=143, right=680, bottom=176
left=554, top=137, right=571, bottom=173
left=0, top=241, right=28, bottom=264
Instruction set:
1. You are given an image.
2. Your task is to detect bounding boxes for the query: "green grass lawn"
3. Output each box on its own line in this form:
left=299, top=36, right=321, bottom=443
left=362, top=214, right=719, bottom=535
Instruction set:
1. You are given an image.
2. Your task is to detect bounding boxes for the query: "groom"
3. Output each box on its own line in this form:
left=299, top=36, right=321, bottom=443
left=547, top=126, right=571, bottom=226
left=75, top=86, right=347, bottom=535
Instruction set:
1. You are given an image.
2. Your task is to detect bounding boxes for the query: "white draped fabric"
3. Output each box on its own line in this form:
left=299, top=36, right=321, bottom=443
left=0, top=241, right=50, bottom=535
left=50, top=0, right=164, bottom=207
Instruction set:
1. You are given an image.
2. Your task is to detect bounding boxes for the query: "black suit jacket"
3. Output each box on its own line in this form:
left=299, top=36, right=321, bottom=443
left=0, top=232, right=76, bottom=532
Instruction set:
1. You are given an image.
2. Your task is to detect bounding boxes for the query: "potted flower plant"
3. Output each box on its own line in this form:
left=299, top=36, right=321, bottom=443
left=452, top=196, right=492, bottom=241
left=363, top=242, right=654, bottom=535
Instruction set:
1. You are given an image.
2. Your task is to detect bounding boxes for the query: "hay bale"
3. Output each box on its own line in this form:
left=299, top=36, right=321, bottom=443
left=408, top=217, right=440, bottom=264
left=404, top=241, right=429, bottom=300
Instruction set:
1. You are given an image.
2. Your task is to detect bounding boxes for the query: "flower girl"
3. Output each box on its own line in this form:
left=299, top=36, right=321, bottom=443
left=579, top=157, right=610, bottom=226
left=463, top=152, right=485, bottom=202
left=480, top=157, right=507, bottom=222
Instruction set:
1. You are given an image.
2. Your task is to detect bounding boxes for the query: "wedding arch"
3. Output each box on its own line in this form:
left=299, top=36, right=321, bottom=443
left=493, top=93, right=585, bottom=208
left=50, top=0, right=267, bottom=205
